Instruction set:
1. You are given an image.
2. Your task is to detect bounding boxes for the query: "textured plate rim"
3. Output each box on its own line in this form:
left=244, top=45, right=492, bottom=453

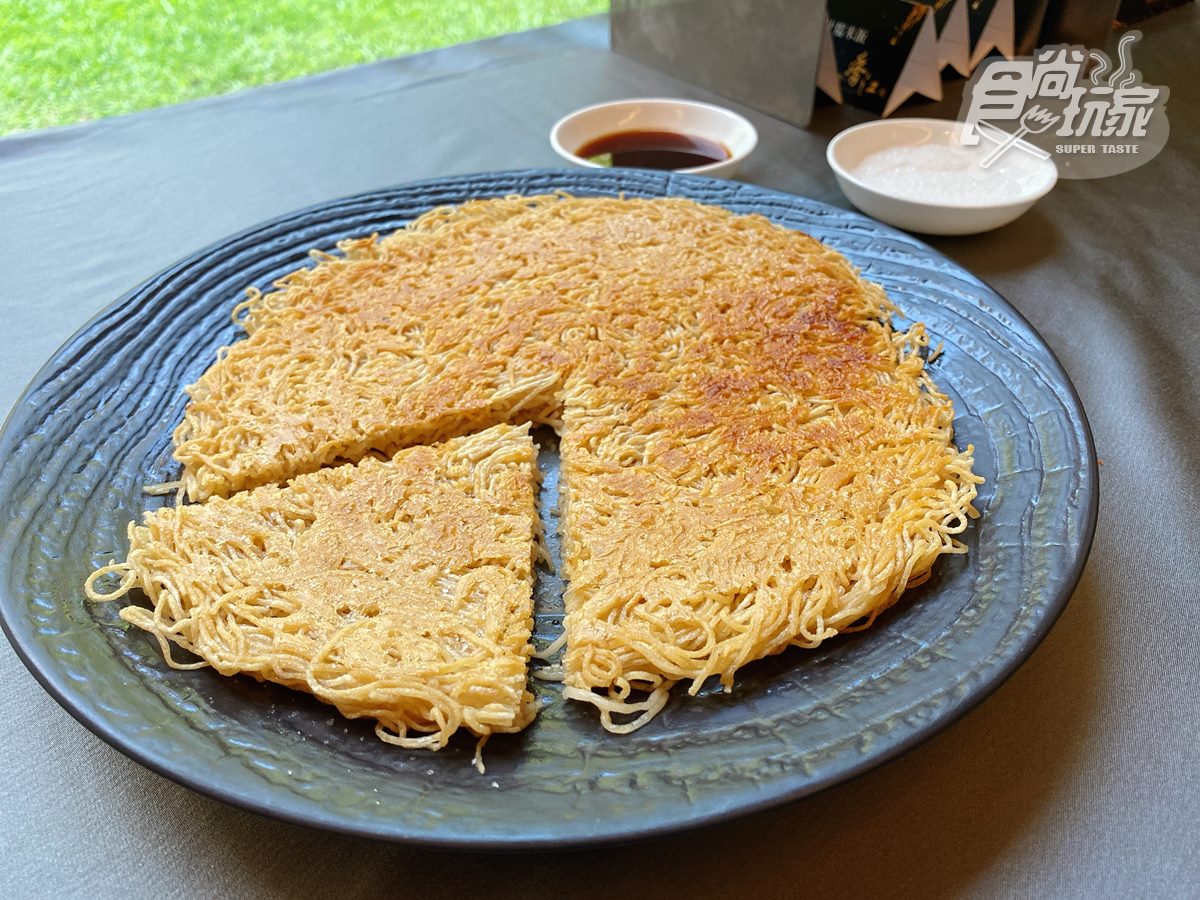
left=0, top=168, right=1099, bottom=850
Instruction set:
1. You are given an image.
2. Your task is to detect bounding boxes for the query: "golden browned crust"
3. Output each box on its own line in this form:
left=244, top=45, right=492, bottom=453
left=168, top=195, right=981, bottom=731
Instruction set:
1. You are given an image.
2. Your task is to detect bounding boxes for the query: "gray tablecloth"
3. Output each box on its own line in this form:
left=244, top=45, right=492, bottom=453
left=2, top=11, right=1197, bottom=898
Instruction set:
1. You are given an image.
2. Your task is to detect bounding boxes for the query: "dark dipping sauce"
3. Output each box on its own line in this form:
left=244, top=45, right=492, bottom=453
left=577, top=129, right=729, bottom=170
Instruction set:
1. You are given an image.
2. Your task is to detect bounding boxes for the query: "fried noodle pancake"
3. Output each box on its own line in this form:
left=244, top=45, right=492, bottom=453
left=100, top=194, right=981, bottom=734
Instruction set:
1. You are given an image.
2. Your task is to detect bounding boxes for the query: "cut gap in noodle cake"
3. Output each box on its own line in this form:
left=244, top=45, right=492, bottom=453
left=87, top=424, right=541, bottom=759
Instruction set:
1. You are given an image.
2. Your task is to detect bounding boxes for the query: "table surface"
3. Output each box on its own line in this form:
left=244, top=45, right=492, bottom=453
left=2, top=11, right=1197, bottom=899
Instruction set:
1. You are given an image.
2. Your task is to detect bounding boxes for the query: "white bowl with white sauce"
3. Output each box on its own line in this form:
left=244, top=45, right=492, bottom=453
left=826, top=118, right=1058, bottom=235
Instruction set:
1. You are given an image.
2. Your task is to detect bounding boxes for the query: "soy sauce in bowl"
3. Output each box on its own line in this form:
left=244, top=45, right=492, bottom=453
left=577, top=130, right=730, bottom=171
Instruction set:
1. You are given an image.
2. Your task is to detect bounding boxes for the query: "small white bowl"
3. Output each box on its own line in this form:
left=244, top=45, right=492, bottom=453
left=550, top=98, right=758, bottom=179
left=826, top=118, right=1058, bottom=235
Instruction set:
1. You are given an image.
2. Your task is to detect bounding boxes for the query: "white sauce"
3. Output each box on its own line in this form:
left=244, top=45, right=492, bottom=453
left=851, top=143, right=1032, bottom=205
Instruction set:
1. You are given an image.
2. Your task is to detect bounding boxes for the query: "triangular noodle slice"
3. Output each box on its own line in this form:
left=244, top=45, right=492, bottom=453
left=87, top=424, right=541, bottom=754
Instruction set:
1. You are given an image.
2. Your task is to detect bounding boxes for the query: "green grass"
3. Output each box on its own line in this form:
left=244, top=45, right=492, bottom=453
left=0, top=0, right=605, bottom=134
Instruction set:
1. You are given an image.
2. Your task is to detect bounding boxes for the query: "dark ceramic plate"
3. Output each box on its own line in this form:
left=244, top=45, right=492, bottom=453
left=0, top=169, right=1096, bottom=848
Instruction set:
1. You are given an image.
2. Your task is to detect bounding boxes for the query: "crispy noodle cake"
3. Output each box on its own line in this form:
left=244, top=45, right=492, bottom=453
left=87, top=424, right=541, bottom=756
left=123, top=194, right=981, bottom=733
